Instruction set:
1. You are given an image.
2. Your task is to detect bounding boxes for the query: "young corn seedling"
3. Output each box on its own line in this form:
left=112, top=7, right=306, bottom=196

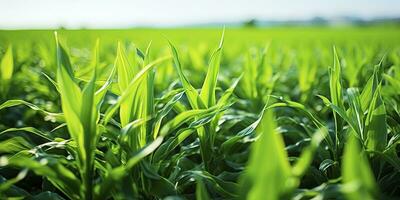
left=168, top=29, right=242, bottom=171
left=237, top=45, right=278, bottom=111
left=55, top=33, right=101, bottom=200
left=320, top=52, right=388, bottom=153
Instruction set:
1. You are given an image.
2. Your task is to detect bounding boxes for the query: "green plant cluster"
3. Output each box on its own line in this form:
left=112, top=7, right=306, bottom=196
left=0, top=27, right=399, bottom=199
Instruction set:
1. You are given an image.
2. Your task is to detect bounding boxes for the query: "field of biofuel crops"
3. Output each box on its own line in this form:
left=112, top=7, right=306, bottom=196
left=0, top=26, right=400, bottom=199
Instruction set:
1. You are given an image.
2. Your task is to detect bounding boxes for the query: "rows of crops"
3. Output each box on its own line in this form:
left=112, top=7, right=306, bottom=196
left=0, top=27, right=400, bottom=199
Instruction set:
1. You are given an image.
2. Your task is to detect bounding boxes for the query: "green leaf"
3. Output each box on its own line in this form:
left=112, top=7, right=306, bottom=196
left=152, top=128, right=195, bottom=161
left=94, top=137, right=163, bottom=200
left=55, top=33, right=84, bottom=156
left=152, top=91, right=184, bottom=139
left=168, top=40, right=205, bottom=109
left=196, top=179, right=211, bottom=200
left=239, top=110, right=293, bottom=200
left=199, top=29, right=224, bottom=107
left=115, top=42, right=136, bottom=126
left=360, top=61, right=383, bottom=112
left=181, top=170, right=238, bottom=198
left=0, top=137, right=33, bottom=154
left=342, top=135, right=378, bottom=200
left=55, top=33, right=102, bottom=200
left=79, top=43, right=98, bottom=200
left=365, top=85, right=387, bottom=152
left=329, top=47, right=344, bottom=151
left=33, top=191, right=66, bottom=200
left=292, top=128, right=327, bottom=177
left=159, top=107, right=217, bottom=137
left=0, top=45, right=13, bottom=98
left=220, top=104, right=266, bottom=154
left=56, top=61, right=85, bottom=179
left=0, top=127, right=53, bottom=142
left=347, top=88, right=364, bottom=138
left=1, top=156, right=81, bottom=200
left=216, top=75, right=241, bottom=108
left=0, top=99, right=63, bottom=121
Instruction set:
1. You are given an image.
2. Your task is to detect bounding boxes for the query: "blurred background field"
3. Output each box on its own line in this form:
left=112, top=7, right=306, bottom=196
left=1, top=26, right=400, bottom=49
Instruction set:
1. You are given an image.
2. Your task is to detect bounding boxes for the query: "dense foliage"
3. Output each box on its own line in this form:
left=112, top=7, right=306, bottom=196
left=0, top=27, right=400, bottom=199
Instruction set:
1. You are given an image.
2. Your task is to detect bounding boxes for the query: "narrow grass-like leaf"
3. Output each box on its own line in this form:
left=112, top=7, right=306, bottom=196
left=94, top=137, right=163, bottom=200
left=200, top=29, right=224, bottom=107
left=347, top=88, right=364, bottom=138
left=329, top=47, right=345, bottom=151
left=0, top=99, right=63, bottom=121
left=0, top=127, right=53, bottom=142
left=0, top=137, right=33, bottom=154
left=292, top=128, right=327, bottom=177
left=1, top=156, right=81, bottom=200
left=168, top=41, right=205, bottom=109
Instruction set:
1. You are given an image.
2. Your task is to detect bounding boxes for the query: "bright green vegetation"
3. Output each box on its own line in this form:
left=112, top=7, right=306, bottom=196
left=0, top=26, right=399, bottom=199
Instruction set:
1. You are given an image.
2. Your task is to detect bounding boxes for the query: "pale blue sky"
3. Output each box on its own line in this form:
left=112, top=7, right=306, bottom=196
left=0, top=0, right=399, bottom=28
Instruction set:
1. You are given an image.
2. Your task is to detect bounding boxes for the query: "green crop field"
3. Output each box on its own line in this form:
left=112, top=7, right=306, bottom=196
left=0, top=26, right=400, bottom=199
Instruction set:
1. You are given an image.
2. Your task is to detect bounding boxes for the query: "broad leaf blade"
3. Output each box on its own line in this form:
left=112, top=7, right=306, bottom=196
left=342, top=135, right=378, bottom=200
left=240, top=110, right=293, bottom=200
